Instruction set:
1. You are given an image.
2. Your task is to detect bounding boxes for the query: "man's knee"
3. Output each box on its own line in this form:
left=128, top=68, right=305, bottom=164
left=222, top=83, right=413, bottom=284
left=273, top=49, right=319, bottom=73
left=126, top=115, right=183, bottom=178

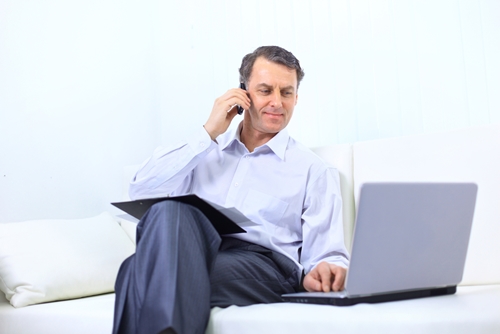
left=136, top=201, right=189, bottom=244
left=148, top=200, right=189, bottom=216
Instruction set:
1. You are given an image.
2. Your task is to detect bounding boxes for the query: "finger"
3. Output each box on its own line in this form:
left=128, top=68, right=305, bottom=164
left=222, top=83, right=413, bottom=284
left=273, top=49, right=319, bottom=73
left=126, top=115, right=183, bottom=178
left=230, top=89, right=251, bottom=110
left=237, top=87, right=251, bottom=105
left=227, top=105, right=241, bottom=121
left=222, top=88, right=251, bottom=106
left=226, top=103, right=239, bottom=113
left=317, top=264, right=333, bottom=292
left=331, top=266, right=346, bottom=292
left=303, top=272, right=322, bottom=292
left=220, top=96, right=250, bottom=114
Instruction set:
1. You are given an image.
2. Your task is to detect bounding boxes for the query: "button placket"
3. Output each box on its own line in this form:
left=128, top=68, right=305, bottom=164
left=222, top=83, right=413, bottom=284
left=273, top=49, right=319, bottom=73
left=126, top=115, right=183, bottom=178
left=226, top=154, right=251, bottom=205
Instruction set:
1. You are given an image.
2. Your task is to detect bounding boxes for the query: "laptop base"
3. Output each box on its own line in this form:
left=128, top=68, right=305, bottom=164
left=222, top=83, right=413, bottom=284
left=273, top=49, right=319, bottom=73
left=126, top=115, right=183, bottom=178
left=282, top=286, right=456, bottom=306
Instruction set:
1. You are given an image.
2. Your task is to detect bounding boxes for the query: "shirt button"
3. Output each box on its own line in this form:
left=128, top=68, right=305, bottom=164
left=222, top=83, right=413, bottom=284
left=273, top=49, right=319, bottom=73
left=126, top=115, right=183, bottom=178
left=234, top=182, right=239, bottom=187
left=200, top=142, right=205, bottom=148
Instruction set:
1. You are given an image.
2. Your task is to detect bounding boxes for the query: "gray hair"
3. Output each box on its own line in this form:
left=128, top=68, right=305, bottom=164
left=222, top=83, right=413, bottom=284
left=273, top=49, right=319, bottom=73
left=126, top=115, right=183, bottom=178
left=239, top=46, right=305, bottom=89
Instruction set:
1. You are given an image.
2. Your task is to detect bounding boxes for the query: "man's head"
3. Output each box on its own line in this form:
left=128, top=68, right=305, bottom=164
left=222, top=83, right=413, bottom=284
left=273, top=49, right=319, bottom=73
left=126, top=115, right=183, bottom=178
left=239, top=46, right=305, bottom=89
left=238, top=46, right=303, bottom=146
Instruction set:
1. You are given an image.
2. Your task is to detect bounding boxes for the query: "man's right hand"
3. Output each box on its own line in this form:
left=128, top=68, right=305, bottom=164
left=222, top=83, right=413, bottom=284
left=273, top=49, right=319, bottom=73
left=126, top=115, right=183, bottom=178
left=204, top=88, right=250, bottom=140
left=303, top=262, right=347, bottom=292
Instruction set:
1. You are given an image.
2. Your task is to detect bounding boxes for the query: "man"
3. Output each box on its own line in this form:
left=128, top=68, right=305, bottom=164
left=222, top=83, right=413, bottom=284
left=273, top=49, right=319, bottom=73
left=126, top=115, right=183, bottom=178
left=113, top=46, right=349, bottom=334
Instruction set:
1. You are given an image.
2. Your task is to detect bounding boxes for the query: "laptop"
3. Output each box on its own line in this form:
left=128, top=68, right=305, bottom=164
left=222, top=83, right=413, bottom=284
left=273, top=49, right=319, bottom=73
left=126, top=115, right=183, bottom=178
left=282, top=182, right=478, bottom=306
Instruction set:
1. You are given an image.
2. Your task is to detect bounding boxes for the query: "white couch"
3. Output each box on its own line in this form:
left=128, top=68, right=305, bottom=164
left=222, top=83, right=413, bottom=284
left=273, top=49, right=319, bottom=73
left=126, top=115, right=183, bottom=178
left=1, top=124, right=499, bottom=334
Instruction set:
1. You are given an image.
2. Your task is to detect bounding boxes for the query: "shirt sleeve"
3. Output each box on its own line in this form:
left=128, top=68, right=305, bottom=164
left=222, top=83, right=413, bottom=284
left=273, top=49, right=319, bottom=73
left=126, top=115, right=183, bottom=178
left=300, top=166, right=350, bottom=273
left=129, top=126, right=217, bottom=200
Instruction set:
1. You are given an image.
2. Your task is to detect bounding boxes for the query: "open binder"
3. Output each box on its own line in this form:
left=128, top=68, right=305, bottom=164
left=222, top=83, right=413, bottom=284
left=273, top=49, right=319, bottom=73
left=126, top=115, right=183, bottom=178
left=111, top=194, right=251, bottom=235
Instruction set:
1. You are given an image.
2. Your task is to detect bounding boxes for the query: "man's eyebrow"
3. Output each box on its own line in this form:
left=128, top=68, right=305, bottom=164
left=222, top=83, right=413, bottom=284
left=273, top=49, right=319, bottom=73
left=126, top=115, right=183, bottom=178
left=255, top=83, right=296, bottom=91
left=280, top=85, right=296, bottom=92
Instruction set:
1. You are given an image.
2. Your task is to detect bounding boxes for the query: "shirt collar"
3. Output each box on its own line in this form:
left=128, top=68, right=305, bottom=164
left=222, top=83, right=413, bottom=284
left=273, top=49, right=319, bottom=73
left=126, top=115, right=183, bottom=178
left=219, top=122, right=289, bottom=161
left=219, top=123, right=243, bottom=151
left=260, top=127, right=289, bottom=160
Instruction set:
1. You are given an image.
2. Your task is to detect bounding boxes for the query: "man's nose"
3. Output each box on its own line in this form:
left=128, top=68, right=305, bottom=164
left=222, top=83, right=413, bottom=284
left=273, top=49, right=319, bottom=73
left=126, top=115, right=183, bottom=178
left=269, top=90, right=282, bottom=108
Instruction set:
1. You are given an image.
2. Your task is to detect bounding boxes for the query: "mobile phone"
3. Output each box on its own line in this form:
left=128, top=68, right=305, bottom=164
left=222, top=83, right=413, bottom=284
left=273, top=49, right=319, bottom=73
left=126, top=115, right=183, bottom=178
left=237, top=82, right=246, bottom=115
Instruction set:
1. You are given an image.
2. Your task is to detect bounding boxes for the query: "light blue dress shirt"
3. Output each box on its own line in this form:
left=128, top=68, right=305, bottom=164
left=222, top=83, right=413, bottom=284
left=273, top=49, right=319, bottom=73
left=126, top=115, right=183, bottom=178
left=130, top=123, right=349, bottom=276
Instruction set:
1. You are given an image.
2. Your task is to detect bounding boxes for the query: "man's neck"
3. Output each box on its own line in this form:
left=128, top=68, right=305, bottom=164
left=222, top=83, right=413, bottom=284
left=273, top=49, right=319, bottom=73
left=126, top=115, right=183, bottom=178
left=240, top=126, right=277, bottom=153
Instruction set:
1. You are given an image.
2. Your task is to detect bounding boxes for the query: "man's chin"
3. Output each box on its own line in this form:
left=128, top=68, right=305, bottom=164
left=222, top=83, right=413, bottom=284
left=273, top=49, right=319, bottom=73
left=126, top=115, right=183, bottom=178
left=262, top=125, right=285, bottom=135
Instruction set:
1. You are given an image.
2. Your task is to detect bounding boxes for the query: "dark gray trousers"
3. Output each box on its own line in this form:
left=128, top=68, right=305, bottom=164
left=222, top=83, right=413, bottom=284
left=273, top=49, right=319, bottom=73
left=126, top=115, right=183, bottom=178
left=112, top=201, right=300, bottom=334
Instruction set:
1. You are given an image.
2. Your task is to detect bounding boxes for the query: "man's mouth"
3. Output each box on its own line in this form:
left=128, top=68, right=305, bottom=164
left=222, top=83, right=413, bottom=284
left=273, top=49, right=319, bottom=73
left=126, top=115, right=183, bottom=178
left=263, top=112, right=283, bottom=118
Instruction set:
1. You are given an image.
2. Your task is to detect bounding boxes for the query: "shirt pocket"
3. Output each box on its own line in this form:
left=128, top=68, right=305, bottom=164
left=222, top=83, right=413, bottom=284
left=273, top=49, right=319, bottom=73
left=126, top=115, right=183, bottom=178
left=242, top=189, right=289, bottom=226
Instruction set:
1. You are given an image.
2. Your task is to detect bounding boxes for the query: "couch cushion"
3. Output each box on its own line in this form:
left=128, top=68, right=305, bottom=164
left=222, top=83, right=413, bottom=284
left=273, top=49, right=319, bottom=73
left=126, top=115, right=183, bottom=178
left=352, top=124, right=500, bottom=285
left=0, top=292, right=115, bottom=334
left=0, top=212, right=135, bottom=307
left=312, top=144, right=354, bottom=251
left=207, top=285, right=500, bottom=334
left=116, top=216, right=138, bottom=245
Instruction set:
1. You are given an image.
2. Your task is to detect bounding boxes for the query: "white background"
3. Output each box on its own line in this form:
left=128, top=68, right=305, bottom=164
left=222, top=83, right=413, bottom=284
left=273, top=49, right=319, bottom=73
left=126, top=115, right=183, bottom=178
left=1, top=0, right=499, bottom=222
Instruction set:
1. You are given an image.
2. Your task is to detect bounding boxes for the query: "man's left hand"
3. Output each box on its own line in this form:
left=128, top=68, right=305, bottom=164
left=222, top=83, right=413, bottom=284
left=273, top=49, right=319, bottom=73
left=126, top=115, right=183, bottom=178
left=303, top=262, right=347, bottom=292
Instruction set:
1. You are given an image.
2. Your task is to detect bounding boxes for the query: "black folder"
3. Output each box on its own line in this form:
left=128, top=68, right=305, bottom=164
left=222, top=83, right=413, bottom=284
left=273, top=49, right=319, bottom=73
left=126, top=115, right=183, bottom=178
left=111, top=195, right=247, bottom=235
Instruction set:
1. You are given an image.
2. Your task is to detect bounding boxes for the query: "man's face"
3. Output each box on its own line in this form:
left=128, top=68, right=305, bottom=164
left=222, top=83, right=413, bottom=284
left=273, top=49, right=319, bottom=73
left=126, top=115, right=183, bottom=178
left=243, top=57, right=298, bottom=136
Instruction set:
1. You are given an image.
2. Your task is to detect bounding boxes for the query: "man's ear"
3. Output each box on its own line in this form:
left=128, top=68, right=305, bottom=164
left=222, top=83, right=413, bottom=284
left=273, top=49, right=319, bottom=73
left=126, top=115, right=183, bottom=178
left=295, top=94, right=299, bottom=106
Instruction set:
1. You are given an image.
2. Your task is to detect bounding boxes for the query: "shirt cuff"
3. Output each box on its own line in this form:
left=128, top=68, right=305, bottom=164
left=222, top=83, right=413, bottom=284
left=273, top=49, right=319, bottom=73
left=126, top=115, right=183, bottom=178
left=309, top=256, right=349, bottom=273
left=187, top=126, right=217, bottom=155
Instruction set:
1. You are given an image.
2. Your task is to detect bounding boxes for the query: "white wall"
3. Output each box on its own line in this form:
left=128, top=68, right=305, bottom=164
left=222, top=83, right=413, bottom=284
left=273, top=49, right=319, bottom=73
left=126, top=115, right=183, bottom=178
left=0, top=1, right=162, bottom=222
left=1, top=0, right=499, bottom=222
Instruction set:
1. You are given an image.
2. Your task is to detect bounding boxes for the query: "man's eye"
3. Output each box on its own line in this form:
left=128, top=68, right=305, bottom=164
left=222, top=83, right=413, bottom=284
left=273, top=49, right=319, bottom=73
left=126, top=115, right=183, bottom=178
left=260, top=90, right=270, bottom=94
